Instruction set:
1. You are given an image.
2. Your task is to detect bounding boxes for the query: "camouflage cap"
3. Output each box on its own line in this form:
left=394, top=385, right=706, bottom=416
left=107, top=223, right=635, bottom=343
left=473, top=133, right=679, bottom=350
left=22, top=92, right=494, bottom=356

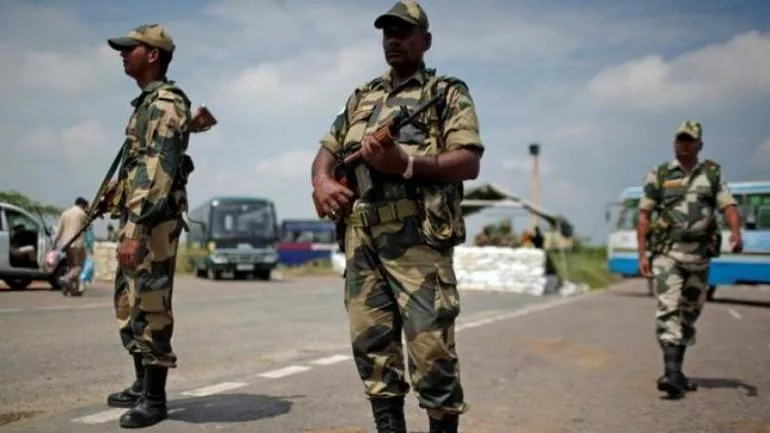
left=374, top=1, right=429, bottom=31
left=108, top=24, right=175, bottom=53
left=675, top=120, right=702, bottom=140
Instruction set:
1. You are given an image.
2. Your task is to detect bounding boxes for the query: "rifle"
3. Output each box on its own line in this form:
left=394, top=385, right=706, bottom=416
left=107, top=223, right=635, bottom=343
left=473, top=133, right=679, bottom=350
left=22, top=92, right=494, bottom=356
left=55, top=105, right=217, bottom=254
left=312, top=91, right=444, bottom=219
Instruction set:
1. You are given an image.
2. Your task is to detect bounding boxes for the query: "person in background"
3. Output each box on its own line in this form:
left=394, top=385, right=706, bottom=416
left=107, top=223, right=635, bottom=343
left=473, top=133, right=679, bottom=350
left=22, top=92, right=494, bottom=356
left=52, top=197, right=89, bottom=296
left=79, top=225, right=96, bottom=291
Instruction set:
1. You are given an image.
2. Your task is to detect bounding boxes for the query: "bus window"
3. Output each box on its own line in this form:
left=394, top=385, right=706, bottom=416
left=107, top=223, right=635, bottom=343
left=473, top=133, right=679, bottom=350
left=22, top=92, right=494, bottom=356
left=744, top=193, right=770, bottom=230
left=615, top=198, right=640, bottom=230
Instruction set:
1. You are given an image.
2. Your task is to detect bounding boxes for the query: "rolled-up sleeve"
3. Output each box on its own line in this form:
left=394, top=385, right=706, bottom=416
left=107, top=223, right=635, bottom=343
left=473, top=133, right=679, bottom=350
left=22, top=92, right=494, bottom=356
left=441, top=80, right=484, bottom=156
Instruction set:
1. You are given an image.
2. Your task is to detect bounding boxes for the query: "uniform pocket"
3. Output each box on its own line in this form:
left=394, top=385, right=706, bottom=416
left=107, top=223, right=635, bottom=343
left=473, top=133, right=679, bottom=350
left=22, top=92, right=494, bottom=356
left=434, top=264, right=460, bottom=324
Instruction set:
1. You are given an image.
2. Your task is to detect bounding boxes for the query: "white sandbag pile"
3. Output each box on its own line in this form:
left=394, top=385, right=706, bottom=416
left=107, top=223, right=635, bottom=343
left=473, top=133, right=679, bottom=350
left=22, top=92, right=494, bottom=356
left=93, top=241, right=118, bottom=282
left=454, top=246, right=549, bottom=295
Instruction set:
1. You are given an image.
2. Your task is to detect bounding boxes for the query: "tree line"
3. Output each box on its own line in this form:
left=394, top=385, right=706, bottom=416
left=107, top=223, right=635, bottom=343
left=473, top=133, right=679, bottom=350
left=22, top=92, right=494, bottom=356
left=0, top=190, right=62, bottom=216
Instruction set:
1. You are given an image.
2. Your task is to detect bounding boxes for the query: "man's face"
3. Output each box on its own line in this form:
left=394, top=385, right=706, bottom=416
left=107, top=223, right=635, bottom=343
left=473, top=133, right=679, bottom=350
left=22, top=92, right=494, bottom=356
left=119, top=43, right=159, bottom=77
left=381, top=21, right=428, bottom=70
left=674, top=134, right=701, bottom=158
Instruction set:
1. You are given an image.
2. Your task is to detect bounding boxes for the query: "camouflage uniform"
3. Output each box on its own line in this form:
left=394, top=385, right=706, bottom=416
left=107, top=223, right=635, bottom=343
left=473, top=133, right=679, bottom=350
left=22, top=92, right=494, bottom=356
left=318, top=3, right=483, bottom=431
left=104, top=24, right=193, bottom=427
left=639, top=120, right=737, bottom=396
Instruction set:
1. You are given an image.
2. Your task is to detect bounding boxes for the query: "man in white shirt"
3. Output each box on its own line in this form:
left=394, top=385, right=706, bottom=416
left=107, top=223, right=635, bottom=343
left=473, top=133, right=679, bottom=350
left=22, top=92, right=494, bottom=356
left=53, top=197, right=90, bottom=296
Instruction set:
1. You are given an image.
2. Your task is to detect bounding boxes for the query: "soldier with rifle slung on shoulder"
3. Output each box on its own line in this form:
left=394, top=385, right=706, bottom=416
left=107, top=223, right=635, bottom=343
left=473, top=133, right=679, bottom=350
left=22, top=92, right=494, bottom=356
left=70, top=23, right=217, bottom=430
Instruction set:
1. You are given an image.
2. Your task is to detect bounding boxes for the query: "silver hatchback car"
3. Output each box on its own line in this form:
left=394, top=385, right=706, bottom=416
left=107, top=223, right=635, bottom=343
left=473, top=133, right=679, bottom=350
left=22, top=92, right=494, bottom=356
left=0, top=202, right=66, bottom=291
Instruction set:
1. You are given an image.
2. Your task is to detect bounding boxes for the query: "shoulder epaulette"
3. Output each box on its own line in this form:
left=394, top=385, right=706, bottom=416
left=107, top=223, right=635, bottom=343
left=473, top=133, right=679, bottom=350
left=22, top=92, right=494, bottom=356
left=156, top=88, right=191, bottom=111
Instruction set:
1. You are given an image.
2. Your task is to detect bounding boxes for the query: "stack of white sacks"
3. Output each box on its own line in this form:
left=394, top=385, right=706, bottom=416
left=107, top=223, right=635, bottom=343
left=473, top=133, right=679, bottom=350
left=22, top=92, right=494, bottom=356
left=453, top=246, right=551, bottom=295
left=93, top=241, right=118, bottom=282
left=330, top=245, right=560, bottom=296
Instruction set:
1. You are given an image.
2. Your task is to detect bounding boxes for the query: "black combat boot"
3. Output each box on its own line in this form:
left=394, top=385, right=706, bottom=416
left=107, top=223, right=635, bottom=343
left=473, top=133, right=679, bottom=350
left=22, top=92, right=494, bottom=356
left=370, top=397, right=407, bottom=433
left=657, top=344, right=686, bottom=398
left=677, top=344, right=698, bottom=392
left=107, top=354, right=145, bottom=408
left=429, top=413, right=459, bottom=433
left=119, top=366, right=169, bottom=429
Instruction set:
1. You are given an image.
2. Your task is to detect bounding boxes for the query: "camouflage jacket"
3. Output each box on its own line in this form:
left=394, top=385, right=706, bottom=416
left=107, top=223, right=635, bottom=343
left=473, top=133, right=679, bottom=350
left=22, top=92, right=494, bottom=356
left=117, top=79, right=192, bottom=240
left=318, top=64, right=484, bottom=249
left=639, top=158, right=737, bottom=263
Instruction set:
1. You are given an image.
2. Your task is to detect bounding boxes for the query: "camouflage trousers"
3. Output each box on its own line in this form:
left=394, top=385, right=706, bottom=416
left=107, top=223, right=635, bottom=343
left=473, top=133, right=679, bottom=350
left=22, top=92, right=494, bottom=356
left=651, top=255, right=709, bottom=347
left=343, top=216, right=468, bottom=419
left=114, top=218, right=182, bottom=368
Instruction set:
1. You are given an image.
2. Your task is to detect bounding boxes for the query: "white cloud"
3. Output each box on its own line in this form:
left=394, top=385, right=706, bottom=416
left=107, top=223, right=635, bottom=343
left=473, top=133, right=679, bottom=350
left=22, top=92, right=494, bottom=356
left=585, top=31, right=770, bottom=111
left=213, top=42, right=381, bottom=120
left=60, top=119, right=110, bottom=159
left=753, top=138, right=770, bottom=165
left=1, top=0, right=768, bottom=245
left=254, top=149, right=316, bottom=179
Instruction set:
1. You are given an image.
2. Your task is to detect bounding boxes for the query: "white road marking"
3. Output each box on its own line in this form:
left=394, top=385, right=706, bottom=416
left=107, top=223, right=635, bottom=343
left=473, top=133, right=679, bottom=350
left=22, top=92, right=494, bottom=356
left=68, top=284, right=615, bottom=425
left=728, top=308, right=742, bottom=320
left=71, top=407, right=185, bottom=424
left=258, top=365, right=312, bottom=379
left=455, top=294, right=594, bottom=331
left=71, top=409, right=126, bottom=424
left=0, top=308, right=23, bottom=313
left=310, top=354, right=352, bottom=365
left=180, top=381, right=249, bottom=397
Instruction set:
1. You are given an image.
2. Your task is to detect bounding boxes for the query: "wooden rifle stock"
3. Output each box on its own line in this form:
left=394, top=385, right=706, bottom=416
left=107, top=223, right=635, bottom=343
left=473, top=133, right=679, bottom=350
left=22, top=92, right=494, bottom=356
left=311, top=92, right=444, bottom=220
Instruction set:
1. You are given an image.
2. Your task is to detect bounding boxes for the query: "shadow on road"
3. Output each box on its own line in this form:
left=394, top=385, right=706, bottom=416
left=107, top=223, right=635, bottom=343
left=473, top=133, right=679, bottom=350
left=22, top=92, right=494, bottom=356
left=169, top=393, right=300, bottom=424
left=691, top=377, right=759, bottom=397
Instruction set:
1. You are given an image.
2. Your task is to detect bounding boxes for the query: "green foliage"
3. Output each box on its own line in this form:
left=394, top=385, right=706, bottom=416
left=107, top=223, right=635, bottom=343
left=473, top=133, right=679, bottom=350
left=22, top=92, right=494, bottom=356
left=0, top=190, right=62, bottom=216
left=549, top=245, right=619, bottom=290
left=174, top=246, right=338, bottom=276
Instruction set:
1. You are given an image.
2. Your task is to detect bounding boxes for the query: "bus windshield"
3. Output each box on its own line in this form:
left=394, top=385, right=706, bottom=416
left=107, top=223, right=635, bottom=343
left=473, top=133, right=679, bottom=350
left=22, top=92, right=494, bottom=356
left=743, top=192, right=770, bottom=230
left=615, top=198, right=640, bottom=230
left=210, top=201, right=277, bottom=239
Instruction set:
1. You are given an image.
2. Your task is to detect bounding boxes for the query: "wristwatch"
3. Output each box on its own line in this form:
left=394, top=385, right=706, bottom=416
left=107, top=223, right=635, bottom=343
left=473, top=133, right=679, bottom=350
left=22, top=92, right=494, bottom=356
left=402, top=155, right=414, bottom=179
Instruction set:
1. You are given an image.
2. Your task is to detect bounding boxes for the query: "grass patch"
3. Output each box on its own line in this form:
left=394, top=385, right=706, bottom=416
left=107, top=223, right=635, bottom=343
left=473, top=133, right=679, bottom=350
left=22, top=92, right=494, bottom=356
left=549, top=246, right=621, bottom=290
left=175, top=245, right=619, bottom=287
left=174, top=246, right=339, bottom=277
left=277, top=259, right=340, bottom=277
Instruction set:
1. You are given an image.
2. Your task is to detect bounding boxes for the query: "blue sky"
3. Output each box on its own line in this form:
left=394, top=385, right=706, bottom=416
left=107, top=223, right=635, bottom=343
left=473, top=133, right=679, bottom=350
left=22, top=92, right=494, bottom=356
left=2, top=0, right=769, bottom=243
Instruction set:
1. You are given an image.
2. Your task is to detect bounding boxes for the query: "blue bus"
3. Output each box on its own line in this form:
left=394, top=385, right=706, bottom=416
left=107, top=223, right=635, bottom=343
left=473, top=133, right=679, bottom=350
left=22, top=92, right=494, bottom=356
left=607, top=180, right=770, bottom=299
left=277, top=219, right=336, bottom=266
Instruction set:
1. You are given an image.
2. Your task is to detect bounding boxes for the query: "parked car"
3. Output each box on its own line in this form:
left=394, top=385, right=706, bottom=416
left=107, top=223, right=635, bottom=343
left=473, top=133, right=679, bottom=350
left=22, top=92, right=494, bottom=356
left=0, top=202, right=66, bottom=290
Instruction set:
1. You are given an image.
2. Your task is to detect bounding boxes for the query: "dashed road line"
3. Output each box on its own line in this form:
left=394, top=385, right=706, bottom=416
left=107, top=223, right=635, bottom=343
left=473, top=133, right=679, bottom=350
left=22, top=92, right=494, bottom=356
left=72, top=408, right=185, bottom=425
left=310, top=354, right=352, bottom=365
left=68, top=288, right=605, bottom=425
left=180, top=381, right=249, bottom=397
left=728, top=308, right=743, bottom=320
left=258, top=365, right=312, bottom=379
left=72, top=409, right=127, bottom=425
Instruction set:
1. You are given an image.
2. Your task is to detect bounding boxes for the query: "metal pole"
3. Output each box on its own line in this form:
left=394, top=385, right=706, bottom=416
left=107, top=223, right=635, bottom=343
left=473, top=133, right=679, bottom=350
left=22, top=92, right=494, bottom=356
left=529, top=143, right=540, bottom=230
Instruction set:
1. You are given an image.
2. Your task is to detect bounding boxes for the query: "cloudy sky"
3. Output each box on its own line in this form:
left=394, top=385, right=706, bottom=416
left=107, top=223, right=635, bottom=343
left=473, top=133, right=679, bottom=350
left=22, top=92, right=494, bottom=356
left=2, top=0, right=769, bottom=243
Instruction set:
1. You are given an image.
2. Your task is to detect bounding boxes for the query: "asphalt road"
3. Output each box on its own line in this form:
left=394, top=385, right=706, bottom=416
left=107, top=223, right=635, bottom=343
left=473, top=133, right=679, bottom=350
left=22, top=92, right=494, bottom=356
left=0, top=276, right=768, bottom=433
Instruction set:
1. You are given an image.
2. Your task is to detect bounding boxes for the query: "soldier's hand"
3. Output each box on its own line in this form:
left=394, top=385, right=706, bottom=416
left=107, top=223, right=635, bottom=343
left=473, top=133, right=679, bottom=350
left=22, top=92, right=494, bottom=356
left=361, top=135, right=409, bottom=175
left=639, top=256, right=653, bottom=278
left=313, top=175, right=354, bottom=220
left=729, top=231, right=743, bottom=253
left=117, top=238, right=141, bottom=271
